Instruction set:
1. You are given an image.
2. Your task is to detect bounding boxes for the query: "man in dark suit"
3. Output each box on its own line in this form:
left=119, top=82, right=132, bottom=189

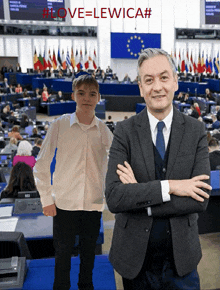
left=105, top=48, right=211, bottom=290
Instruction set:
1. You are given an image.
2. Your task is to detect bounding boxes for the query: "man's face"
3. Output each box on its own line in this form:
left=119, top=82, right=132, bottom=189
left=138, top=55, right=178, bottom=117
left=72, top=83, right=100, bottom=114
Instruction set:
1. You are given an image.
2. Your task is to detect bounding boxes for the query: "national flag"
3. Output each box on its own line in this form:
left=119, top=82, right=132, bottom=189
left=216, top=52, right=220, bottom=74
left=197, top=52, right=202, bottom=73
left=111, top=32, right=161, bottom=59
left=38, top=53, right=44, bottom=71
left=33, top=49, right=38, bottom=70
left=185, top=49, right=189, bottom=73
left=43, top=48, right=48, bottom=70
left=76, top=48, right=83, bottom=71
left=177, top=51, right=181, bottom=73
left=88, top=50, right=93, bottom=68
left=48, top=49, right=53, bottom=68
left=181, top=50, right=185, bottom=73
left=62, top=50, right=66, bottom=70
left=52, top=49, right=57, bottom=70
left=201, top=51, right=206, bottom=73
left=193, top=52, right=197, bottom=73
left=93, top=48, right=97, bottom=70
left=57, top=48, right=62, bottom=68
left=66, top=49, right=71, bottom=68
left=207, top=55, right=212, bottom=74
left=189, top=51, right=193, bottom=73
left=71, top=47, right=75, bottom=69
left=84, top=47, right=89, bottom=70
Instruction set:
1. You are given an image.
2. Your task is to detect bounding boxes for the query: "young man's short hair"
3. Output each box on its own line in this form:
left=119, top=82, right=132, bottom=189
left=72, top=74, right=99, bottom=92
left=208, top=138, right=219, bottom=148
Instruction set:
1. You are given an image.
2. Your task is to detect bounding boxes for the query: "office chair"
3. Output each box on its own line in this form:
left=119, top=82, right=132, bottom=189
left=0, top=232, right=32, bottom=259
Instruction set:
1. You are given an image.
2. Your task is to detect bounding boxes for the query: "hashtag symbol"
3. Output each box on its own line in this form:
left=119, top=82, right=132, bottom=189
left=144, top=8, right=152, bottom=18
left=42, top=8, right=50, bottom=18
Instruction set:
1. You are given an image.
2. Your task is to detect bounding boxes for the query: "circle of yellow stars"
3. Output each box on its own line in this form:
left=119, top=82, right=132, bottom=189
left=126, top=35, right=145, bottom=57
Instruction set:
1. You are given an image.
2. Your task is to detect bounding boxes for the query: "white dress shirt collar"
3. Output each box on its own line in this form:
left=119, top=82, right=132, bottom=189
left=147, top=107, right=173, bottom=133
left=70, top=112, right=99, bottom=129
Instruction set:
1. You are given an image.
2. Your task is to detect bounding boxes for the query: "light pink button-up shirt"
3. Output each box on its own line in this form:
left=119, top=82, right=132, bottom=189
left=33, top=113, right=113, bottom=211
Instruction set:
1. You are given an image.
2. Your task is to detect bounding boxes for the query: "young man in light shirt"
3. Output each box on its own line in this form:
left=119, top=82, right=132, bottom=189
left=34, top=74, right=113, bottom=290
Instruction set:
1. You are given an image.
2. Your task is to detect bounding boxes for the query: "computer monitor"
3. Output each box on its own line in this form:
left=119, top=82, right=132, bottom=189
left=17, top=191, right=39, bottom=199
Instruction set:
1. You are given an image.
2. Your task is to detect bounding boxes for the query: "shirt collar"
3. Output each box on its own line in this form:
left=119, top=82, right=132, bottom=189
left=147, top=107, right=173, bottom=132
left=70, top=112, right=99, bottom=128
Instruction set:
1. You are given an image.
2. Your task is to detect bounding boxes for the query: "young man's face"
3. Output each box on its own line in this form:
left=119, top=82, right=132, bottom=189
left=72, top=83, right=100, bottom=114
left=138, top=55, right=178, bottom=118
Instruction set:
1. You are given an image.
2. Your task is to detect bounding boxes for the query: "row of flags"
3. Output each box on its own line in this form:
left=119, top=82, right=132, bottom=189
left=171, top=49, right=220, bottom=75
left=33, top=47, right=97, bottom=71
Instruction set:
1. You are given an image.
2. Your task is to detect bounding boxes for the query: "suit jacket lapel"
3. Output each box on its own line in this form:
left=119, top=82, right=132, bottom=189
left=166, top=107, right=185, bottom=178
left=135, top=108, right=155, bottom=180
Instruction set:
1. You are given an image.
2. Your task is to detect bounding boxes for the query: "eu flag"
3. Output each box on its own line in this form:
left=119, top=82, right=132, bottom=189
left=111, top=33, right=161, bottom=59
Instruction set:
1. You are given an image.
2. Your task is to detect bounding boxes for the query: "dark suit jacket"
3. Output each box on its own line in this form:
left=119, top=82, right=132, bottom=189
left=105, top=106, right=210, bottom=279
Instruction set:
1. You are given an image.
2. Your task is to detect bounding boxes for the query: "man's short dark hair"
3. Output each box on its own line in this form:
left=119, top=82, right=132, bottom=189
left=208, top=138, right=219, bottom=148
left=72, top=74, right=99, bottom=92
left=36, top=138, right=43, bottom=146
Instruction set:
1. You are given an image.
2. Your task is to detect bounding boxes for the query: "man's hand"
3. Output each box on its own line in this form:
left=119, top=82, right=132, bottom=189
left=169, top=175, right=212, bottom=202
left=116, top=161, right=137, bottom=184
left=43, top=204, right=57, bottom=217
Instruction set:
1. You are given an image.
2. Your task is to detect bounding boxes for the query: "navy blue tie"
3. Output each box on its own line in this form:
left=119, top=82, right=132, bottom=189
left=156, top=121, right=165, bottom=159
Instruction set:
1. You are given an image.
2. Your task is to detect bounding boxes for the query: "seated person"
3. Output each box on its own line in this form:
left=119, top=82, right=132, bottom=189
left=20, top=113, right=29, bottom=129
left=205, top=88, right=215, bottom=101
left=33, top=88, right=41, bottom=98
left=31, top=138, right=43, bottom=158
left=194, top=102, right=201, bottom=116
left=0, top=137, right=6, bottom=149
left=0, top=162, right=38, bottom=199
left=8, top=84, right=15, bottom=94
left=15, top=83, right=22, bottom=93
left=56, top=91, right=64, bottom=102
left=112, top=73, right=119, bottom=81
left=8, top=125, right=23, bottom=141
left=190, top=104, right=199, bottom=119
left=208, top=138, right=220, bottom=170
left=13, top=140, right=36, bottom=169
left=1, top=137, right=17, bottom=154
left=211, top=114, right=220, bottom=129
left=175, top=92, right=184, bottom=102
left=2, top=78, right=9, bottom=93
left=8, top=111, right=19, bottom=126
left=133, top=76, right=138, bottom=83
left=123, top=73, right=131, bottom=82
left=41, top=87, right=51, bottom=102
left=30, top=127, right=41, bottom=138
left=182, top=93, right=192, bottom=104
left=8, top=65, right=13, bottom=73
left=106, top=66, right=113, bottom=73
left=1, top=105, right=11, bottom=122
left=212, top=129, right=220, bottom=141
left=22, top=89, right=30, bottom=99
left=57, top=70, right=63, bottom=78
left=16, top=63, right=22, bottom=73
left=0, top=121, right=5, bottom=134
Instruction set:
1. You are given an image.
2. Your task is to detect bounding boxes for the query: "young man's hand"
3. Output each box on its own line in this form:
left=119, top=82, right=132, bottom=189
left=43, top=204, right=57, bottom=216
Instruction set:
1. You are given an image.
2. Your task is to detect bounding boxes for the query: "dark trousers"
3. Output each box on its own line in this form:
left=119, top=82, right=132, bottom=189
left=122, top=259, right=200, bottom=290
left=53, top=208, right=101, bottom=290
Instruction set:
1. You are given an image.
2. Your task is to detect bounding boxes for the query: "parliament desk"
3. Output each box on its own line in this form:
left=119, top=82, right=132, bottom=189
left=204, top=78, right=220, bottom=92
left=0, top=205, right=104, bottom=259
left=177, top=81, right=208, bottom=95
left=52, top=78, right=73, bottom=93
left=41, top=101, right=76, bottom=116
left=32, top=77, right=61, bottom=90
left=198, top=170, right=220, bottom=234
left=0, top=93, right=23, bottom=103
left=10, top=255, right=116, bottom=290
left=16, top=74, right=43, bottom=87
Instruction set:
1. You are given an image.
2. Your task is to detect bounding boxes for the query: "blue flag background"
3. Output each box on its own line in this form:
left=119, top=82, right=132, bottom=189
left=111, top=33, right=161, bottom=59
